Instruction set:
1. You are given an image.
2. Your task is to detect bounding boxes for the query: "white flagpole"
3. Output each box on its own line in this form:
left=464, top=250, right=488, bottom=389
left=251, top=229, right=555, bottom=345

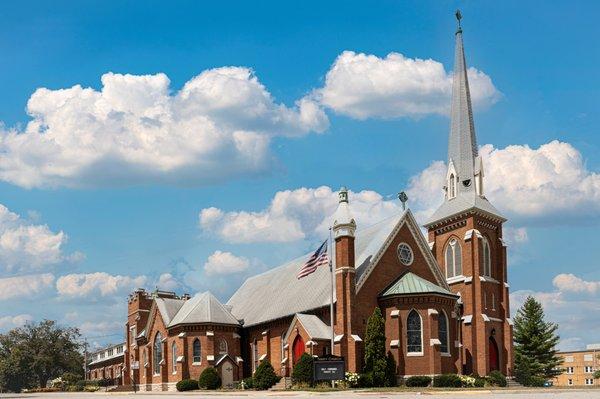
left=329, top=226, right=335, bottom=357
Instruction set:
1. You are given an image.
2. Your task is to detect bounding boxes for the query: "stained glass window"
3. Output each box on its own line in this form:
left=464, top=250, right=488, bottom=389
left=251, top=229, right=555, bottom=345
left=407, top=310, right=422, bottom=353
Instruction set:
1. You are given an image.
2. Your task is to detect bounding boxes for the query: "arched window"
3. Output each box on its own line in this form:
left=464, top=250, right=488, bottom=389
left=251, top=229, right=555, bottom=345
left=449, top=174, right=456, bottom=198
left=481, top=237, right=491, bottom=277
left=171, top=342, right=177, bottom=372
left=445, top=238, right=462, bottom=278
left=407, top=310, right=423, bottom=354
left=192, top=339, right=201, bottom=363
left=218, top=338, right=228, bottom=355
left=439, top=311, right=449, bottom=354
left=153, top=333, right=162, bottom=375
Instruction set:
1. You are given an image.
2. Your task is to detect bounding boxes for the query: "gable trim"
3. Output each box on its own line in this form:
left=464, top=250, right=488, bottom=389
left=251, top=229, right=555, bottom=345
left=356, top=210, right=449, bottom=292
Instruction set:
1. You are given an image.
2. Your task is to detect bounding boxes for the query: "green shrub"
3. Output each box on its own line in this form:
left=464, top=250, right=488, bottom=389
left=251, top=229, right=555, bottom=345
left=291, top=353, right=314, bottom=385
left=359, top=372, right=373, bottom=387
left=594, top=370, right=600, bottom=379
left=198, top=367, right=221, bottom=390
left=384, top=352, right=397, bottom=387
left=474, top=376, right=486, bottom=387
left=405, top=375, right=432, bottom=387
left=176, top=379, right=198, bottom=391
left=486, top=370, right=507, bottom=387
left=97, top=378, right=112, bottom=387
left=433, top=374, right=462, bottom=387
left=253, top=359, right=280, bottom=390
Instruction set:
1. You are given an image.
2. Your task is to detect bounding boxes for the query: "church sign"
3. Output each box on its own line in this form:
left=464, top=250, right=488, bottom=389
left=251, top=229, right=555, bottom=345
left=313, top=355, right=345, bottom=381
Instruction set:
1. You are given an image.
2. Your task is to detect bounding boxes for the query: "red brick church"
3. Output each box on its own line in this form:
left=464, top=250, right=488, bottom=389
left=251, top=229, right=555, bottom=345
left=102, top=18, right=513, bottom=391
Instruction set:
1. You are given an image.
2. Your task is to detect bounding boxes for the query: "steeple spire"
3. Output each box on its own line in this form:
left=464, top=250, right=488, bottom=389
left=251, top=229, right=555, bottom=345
left=448, top=9, right=478, bottom=191
left=424, top=11, right=505, bottom=227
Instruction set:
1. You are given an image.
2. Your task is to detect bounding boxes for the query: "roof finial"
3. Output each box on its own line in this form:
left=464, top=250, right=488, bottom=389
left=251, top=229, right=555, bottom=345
left=455, top=9, right=463, bottom=33
left=398, top=191, right=408, bottom=211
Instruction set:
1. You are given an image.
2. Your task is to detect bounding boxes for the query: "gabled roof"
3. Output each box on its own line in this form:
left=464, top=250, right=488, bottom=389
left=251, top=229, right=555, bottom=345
left=168, top=291, right=240, bottom=327
left=380, top=272, right=458, bottom=298
left=155, top=297, right=186, bottom=326
left=284, top=313, right=331, bottom=341
left=227, top=212, right=405, bottom=327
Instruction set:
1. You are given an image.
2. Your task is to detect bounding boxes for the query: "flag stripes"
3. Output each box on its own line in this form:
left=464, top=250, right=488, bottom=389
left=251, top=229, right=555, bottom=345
left=297, top=240, right=329, bottom=279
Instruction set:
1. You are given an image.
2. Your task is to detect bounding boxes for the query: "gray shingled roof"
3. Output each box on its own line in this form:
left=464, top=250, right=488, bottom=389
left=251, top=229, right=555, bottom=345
left=155, top=297, right=186, bottom=326
left=294, top=313, right=331, bottom=340
left=425, top=192, right=505, bottom=227
left=168, top=292, right=240, bottom=327
left=227, top=212, right=404, bottom=327
left=380, top=272, right=457, bottom=298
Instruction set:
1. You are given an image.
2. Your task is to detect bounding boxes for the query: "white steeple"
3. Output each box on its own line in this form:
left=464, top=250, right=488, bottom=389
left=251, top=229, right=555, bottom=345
left=332, top=186, right=356, bottom=238
left=425, top=11, right=505, bottom=227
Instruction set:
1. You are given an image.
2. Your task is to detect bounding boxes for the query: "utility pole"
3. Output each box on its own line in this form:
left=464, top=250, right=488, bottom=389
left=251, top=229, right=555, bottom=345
left=83, top=338, right=89, bottom=381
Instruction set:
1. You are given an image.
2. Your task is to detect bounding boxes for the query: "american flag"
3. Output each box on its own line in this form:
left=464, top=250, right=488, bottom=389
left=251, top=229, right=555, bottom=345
left=297, top=240, right=329, bottom=279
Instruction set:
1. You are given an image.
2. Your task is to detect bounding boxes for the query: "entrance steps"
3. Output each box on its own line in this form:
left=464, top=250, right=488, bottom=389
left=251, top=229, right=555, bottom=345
left=506, top=378, right=524, bottom=388
left=270, top=377, right=292, bottom=390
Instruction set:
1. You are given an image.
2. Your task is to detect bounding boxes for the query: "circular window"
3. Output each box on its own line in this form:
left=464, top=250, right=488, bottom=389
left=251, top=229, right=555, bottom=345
left=397, top=243, right=414, bottom=266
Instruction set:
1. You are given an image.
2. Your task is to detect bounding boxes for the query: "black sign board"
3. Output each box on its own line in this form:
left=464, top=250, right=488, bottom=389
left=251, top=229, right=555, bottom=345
left=313, top=355, right=345, bottom=381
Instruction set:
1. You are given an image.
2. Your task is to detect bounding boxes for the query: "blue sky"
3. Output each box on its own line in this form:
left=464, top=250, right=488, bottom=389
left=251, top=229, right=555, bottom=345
left=0, top=1, right=599, bottom=350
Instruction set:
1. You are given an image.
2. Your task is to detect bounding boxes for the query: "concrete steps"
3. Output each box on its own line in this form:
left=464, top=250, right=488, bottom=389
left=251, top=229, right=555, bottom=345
left=506, top=378, right=524, bottom=388
left=270, top=377, right=292, bottom=390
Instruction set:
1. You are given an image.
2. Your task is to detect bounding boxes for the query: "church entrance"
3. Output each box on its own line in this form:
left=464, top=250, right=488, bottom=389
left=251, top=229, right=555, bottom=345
left=488, top=336, right=499, bottom=372
left=292, top=335, right=305, bottom=365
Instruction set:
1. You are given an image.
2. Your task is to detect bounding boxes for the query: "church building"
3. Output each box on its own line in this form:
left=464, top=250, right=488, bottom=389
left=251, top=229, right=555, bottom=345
left=117, top=17, right=513, bottom=391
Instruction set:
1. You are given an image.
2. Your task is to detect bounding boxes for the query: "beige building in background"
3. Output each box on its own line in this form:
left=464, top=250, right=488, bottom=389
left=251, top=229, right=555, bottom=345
left=554, top=344, right=599, bottom=387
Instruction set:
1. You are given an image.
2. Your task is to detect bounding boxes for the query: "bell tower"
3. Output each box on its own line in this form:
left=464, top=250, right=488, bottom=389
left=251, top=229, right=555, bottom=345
left=424, top=11, right=513, bottom=377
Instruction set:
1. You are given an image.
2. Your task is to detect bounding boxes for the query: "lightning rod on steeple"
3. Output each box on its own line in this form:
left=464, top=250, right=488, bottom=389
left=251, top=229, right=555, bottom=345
left=455, top=9, right=462, bottom=27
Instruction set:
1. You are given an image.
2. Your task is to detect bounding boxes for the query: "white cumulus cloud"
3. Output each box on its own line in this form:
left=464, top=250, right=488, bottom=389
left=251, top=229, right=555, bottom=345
left=0, top=314, right=33, bottom=330
left=552, top=273, right=600, bottom=295
left=0, top=204, right=77, bottom=274
left=56, top=272, right=147, bottom=298
left=0, top=273, right=55, bottom=300
left=199, top=186, right=401, bottom=244
left=204, top=251, right=250, bottom=276
left=407, top=140, right=600, bottom=223
left=0, top=68, right=328, bottom=188
left=315, top=51, right=500, bottom=120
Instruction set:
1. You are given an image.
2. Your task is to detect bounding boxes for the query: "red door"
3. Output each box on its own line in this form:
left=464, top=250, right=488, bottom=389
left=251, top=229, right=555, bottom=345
left=292, top=335, right=305, bottom=365
left=489, top=337, right=499, bottom=371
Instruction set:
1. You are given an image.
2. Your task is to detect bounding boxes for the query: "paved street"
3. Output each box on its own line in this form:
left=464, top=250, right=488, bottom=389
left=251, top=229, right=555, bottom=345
left=1, top=390, right=600, bottom=399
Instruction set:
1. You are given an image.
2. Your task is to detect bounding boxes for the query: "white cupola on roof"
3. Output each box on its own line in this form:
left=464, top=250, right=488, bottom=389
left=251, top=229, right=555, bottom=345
left=332, top=186, right=356, bottom=239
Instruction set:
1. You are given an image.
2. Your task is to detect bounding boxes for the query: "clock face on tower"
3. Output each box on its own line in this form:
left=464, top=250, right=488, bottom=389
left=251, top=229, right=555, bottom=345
left=397, top=243, right=414, bottom=266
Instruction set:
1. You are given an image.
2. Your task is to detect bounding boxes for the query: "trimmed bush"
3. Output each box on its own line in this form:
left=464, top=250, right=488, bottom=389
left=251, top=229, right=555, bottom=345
left=292, top=353, right=314, bottom=385
left=198, top=367, right=221, bottom=390
left=253, top=360, right=280, bottom=390
left=405, top=375, right=432, bottom=387
left=433, top=373, right=462, bottom=388
left=486, top=370, right=507, bottom=387
left=474, top=376, right=486, bottom=387
left=384, top=352, right=397, bottom=387
left=97, top=378, right=112, bottom=387
left=176, top=379, right=198, bottom=391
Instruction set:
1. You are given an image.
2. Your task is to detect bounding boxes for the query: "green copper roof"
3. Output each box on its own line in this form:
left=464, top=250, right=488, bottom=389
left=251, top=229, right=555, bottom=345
left=380, top=272, right=457, bottom=297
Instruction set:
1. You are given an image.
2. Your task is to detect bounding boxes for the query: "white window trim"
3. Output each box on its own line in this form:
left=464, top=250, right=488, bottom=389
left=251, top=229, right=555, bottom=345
left=481, top=237, right=492, bottom=278
left=445, top=239, right=462, bottom=279
left=192, top=338, right=202, bottom=365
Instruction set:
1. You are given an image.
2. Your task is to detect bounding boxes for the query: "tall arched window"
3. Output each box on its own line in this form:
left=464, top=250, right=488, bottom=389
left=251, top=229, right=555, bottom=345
left=407, top=310, right=423, bottom=354
left=192, top=339, right=201, bottom=363
left=153, top=333, right=162, bottom=375
left=252, top=339, right=259, bottom=372
left=218, top=338, right=228, bottom=354
left=481, top=237, right=491, bottom=277
left=439, top=311, right=449, bottom=354
left=281, top=333, right=286, bottom=362
left=445, top=238, right=462, bottom=278
left=171, top=342, right=177, bottom=372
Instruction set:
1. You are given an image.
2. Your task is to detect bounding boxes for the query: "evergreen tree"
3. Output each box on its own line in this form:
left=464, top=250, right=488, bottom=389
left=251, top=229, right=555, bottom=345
left=253, top=359, right=279, bottom=390
left=363, top=307, right=387, bottom=387
left=513, top=296, right=562, bottom=384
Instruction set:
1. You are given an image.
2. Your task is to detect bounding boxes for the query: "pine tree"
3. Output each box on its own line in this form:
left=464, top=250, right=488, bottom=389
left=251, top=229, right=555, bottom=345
left=513, top=296, right=562, bottom=384
left=363, top=307, right=387, bottom=387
